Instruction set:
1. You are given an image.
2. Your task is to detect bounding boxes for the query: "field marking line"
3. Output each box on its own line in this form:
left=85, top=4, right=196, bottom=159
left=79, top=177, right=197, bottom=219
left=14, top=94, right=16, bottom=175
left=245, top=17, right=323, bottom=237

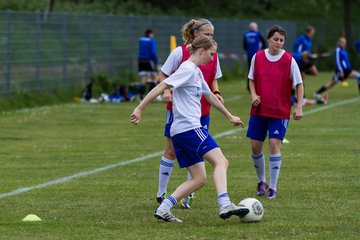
left=0, top=96, right=359, bottom=199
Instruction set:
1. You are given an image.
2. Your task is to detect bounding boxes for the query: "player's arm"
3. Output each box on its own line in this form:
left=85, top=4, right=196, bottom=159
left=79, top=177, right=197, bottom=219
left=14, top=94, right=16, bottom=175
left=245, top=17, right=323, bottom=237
left=293, top=83, right=304, bottom=120
left=291, top=58, right=303, bottom=120
left=204, top=93, right=244, bottom=127
left=211, top=79, right=224, bottom=104
left=159, top=71, right=173, bottom=102
left=248, top=55, right=260, bottom=106
left=131, top=82, right=171, bottom=125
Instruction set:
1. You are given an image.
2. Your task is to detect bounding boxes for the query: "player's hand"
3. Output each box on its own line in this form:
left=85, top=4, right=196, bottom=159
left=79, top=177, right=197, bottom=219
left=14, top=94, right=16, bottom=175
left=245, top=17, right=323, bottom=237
left=302, top=51, right=310, bottom=62
left=163, top=89, right=173, bottom=103
left=340, top=72, right=344, bottom=78
left=229, top=115, right=245, bottom=128
left=251, top=94, right=261, bottom=106
left=130, top=107, right=142, bottom=125
left=293, top=107, right=303, bottom=120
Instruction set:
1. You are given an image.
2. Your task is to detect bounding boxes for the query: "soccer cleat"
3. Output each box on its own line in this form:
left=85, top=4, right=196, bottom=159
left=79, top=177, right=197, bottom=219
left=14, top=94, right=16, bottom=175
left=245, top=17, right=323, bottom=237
left=156, top=193, right=166, bottom=204
left=257, top=181, right=269, bottom=196
left=267, top=188, right=277, bottom=199
left=180, top=195, right=194, bottom=209
left=321, top=93, right=329, bottom=104
left=219, top=203, right=249, bottom=220
left=154, top=207, right=182, bottom=223
left=313, top=93, right=322, bottom=100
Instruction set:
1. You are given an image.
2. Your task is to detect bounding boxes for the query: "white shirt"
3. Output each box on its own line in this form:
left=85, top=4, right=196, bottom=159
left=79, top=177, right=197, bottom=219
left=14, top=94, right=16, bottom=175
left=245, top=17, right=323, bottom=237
left=161, top=46, right=223, bottom=79
left=164, top=61, right=211, bottom=136
left=248, top=49, right=303, bottom=88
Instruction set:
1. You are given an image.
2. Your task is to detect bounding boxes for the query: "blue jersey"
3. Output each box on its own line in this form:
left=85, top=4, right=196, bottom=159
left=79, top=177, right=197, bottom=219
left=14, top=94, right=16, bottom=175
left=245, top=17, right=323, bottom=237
left=334, top=45, right=351, bottom=73
left=243, top=30, right=265, bottom=60
left=292, top=34, right=312, bottom=63
left=138, top=36, right=158, bottom=64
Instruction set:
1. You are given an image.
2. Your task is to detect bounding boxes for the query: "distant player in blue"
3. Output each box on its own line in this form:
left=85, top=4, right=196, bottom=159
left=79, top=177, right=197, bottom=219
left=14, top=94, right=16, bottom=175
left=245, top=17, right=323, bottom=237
left=138, top=28, right=159, bottom=97
left=314, top=37, right=360, bottom=97
left=243, top=22, right=266, bottom=91
left=292, top=26, right=318, bottom=80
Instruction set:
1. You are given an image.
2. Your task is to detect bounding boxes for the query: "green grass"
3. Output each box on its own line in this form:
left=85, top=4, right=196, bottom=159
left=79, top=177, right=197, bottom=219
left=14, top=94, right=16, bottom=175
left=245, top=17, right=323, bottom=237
left=0, top=72, right=359, bottom=239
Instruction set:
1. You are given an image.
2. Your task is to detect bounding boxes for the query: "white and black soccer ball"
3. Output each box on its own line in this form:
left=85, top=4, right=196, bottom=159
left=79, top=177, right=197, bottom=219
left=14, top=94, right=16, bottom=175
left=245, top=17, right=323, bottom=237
left=238, top=198, right=264, bottom=222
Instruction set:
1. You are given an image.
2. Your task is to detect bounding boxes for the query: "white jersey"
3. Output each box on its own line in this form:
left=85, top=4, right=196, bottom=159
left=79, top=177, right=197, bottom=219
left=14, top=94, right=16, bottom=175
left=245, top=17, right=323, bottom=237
left=164, top=60, right=211, bottom=136
left=248, top=49, right=303, bottom=88
left=161, top=46, right=223, bottom=79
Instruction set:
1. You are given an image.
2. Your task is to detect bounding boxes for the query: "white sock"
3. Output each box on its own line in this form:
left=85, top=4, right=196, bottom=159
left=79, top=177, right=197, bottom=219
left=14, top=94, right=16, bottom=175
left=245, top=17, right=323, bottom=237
left=186, top=171, right=195, bottom=197
left=252, top=153, right=266, bottom=182
left=269, top=153, right=282, bottom=191
left=160, top=195, right=177, bottom=211
left=157, top=156, right=174, bottom=197
left=217, top=192, right=231, bottom=209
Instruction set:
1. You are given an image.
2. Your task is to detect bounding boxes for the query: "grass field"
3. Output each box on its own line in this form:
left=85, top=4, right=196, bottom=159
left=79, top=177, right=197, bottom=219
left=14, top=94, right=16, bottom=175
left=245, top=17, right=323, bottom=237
left=0, top=72, right=359, bottom=239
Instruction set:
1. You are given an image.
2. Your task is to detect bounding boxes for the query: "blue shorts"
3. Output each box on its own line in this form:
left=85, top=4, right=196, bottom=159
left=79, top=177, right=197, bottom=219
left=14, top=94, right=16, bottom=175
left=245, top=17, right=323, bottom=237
left=246, top=115, right=289, bottom=141
left=164, top=110, right=210, bottom=137
left=172, top=127, right=219, bottom=168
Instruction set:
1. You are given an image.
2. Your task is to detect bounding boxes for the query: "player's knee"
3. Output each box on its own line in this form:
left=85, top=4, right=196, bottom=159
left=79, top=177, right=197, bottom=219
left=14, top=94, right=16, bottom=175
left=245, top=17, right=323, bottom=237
left=196, top=176, right=207, bottom=188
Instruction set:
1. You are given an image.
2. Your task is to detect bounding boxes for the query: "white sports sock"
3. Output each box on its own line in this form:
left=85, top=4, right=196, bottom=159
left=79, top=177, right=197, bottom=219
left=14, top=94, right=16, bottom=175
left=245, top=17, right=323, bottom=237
left=157, top=156, right=174, bottom=197
left=252, top=153, right=266, bottom=182
left=217, top=192, right=231, bottom=209
left=269, top=153, right=282, bottom=191
left=160, top=195, right=177, bottom=211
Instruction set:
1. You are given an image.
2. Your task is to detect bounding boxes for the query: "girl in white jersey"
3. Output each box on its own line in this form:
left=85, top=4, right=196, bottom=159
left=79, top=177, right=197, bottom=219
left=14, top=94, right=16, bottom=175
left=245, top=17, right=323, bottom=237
left=156, top=18, right=223, bottom=209
left=131, top=35, right=249, bottom=222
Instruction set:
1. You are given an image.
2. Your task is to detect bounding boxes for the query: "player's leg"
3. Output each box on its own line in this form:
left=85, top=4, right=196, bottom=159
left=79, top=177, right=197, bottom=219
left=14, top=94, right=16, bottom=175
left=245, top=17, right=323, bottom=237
left=306, top=64, right=318, bottom=76
left=266, top=118, right=289, bottom=199
left=155, top=162, right=206, bottom=223
left=181, top=115, right=210, bottom=209
left=156, top=111, right=176, bottom=204
left=314, top=73, right=338, bottom=98
left=246, top=115, right=268, bottom=195
left=203, top=147, right=249, bottom=219
left=349, top=70, right=360, bottom=94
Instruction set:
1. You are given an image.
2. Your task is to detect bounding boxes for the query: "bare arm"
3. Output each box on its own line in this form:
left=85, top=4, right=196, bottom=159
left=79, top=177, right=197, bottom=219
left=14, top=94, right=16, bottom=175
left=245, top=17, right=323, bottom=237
left=204, top=93, right=244, bottom=127
left=130, top=82, right=170, bottom=125
left=159, top=71, right=173, bottom=103
left=211, top=79, right=224, bottom=104
left=249, top=79, right=261, bottom=106
left=293, top=83, right=304, bottom=120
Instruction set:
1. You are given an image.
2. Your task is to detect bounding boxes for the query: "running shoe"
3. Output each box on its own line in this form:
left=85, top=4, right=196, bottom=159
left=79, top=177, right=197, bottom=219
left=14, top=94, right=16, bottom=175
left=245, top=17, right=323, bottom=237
left=267, top=188, right=277, bottom=199
left=257, top=181, right=269, bottom=196
left=219, top=203, right=249, bottom=219
left=180, top=195, right=194, bottom=209
left=156, top=193, right=166, bottom=204
left=154, top=207, right=182, bottom=223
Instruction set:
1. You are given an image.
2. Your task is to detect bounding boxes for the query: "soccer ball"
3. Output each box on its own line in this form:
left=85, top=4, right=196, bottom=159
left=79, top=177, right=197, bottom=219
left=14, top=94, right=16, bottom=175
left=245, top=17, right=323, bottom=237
left=238, top=198, right=264, bottom=223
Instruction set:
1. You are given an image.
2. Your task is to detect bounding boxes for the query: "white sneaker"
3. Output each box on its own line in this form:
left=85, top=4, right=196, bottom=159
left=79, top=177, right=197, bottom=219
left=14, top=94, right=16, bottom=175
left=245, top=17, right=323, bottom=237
left=313, top=93, right=322, bottom=100
left=154, top=208, right=182, bottom=223
left=219, top=203, right=249, bottom=219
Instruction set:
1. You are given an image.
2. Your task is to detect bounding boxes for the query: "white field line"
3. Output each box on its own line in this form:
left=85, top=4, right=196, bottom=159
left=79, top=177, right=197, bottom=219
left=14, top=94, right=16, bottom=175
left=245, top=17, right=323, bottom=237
left=0, top=96, right=359, bottom=199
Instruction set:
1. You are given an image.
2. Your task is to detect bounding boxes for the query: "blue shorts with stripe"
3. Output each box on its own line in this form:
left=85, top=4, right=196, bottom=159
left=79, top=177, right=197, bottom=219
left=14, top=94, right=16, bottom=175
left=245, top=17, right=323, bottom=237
left=246, top=115, right=289, bottom=141
left=163, top=110, right=210, bottom=137
left=172, top=127, right=219, bottom=168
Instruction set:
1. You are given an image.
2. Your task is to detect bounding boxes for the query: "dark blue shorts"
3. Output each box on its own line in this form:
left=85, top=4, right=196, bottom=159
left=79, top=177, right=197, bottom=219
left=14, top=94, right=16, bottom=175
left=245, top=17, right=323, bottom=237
left=172, top=127, right=219, bottom=168
left=246, top=115, right=289, bottom=141
left=164, top=110, right=210, bottom=137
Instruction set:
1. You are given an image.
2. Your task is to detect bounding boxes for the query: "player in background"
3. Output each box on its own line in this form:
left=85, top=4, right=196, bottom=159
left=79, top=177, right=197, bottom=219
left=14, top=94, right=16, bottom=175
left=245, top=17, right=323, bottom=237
left=243, top=22, right=266, bottom=92
left=292, top=26, right=318, bottom=81
left=247, top=26, right=303, bottom=199
left=131, top=35, right=249, bottom=222
left=137, top=28, right=159, bottom=99
left=314, top=37, right=360, bottom=97
left=156, top=18, right=223, bottom=209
